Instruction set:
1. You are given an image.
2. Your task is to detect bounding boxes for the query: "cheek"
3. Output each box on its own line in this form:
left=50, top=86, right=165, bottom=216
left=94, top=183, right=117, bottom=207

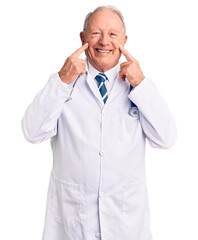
left=113, top=50, right=121, bottom=58
left=112, top=39, right=120, bottom=48
left=86, top=43, right=97, bottom=55
left=85, top=36, right=98, bottom=46
left=114, top=36, right=127, bottom=46
left=85, top=45, right=95, bottom=58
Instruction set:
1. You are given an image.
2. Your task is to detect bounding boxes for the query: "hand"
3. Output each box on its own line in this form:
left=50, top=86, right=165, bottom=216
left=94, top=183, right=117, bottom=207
left=58, top=43, right=89, bottom=84
left=119, top=44, right=145, bottom=87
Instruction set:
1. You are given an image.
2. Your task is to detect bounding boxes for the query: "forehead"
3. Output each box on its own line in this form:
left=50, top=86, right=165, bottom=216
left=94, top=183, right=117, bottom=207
left=87, top=9, right=124, bottom=31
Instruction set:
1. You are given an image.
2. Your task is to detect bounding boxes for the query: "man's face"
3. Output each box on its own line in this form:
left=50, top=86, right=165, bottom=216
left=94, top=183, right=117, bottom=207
left=80, top=9, right=127, bottom=72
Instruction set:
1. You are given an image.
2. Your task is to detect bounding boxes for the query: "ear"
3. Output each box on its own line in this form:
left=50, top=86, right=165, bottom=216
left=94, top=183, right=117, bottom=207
left=80, top=32, right=85, bottom=44
left=123, top=35, right=128, bottom=46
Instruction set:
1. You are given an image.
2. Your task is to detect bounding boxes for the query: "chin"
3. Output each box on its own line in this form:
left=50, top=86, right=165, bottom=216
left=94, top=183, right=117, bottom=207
left=87, top=54, right=118, bottom=71
left=95, top=61, right=112, bottom=71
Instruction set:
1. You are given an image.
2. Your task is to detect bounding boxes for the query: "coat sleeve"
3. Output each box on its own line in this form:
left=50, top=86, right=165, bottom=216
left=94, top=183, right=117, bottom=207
left=128, top=78, right=177, bottom=149
left=21, top=73, right=74, bottom=144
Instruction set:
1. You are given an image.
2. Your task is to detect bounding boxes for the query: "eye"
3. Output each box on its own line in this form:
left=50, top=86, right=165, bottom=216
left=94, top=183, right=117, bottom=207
left=92, top=32, right=101, bottom=35
left=110, top=33, right=117, bottom=38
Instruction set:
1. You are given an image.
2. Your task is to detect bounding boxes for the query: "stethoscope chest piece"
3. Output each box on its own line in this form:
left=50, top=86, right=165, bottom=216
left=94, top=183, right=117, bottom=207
left=129, top=107, right=139, bottom=118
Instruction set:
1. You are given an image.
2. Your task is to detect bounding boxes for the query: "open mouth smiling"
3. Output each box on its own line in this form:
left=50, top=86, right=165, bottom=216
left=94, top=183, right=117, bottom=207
left=95, top=48, right=113, bottom=53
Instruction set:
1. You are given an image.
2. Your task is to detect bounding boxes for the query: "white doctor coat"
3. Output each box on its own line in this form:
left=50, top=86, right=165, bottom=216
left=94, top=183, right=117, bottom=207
left=22, top=61, right=176, bottom=240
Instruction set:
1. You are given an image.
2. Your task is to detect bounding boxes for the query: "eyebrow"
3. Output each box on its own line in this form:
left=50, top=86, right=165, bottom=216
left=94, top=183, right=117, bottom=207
left=90, top=28, right=120, bottom=33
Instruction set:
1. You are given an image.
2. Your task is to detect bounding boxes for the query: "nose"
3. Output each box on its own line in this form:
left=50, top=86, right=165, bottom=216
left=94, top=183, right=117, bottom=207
left=98, top=33, right=110, bottom=46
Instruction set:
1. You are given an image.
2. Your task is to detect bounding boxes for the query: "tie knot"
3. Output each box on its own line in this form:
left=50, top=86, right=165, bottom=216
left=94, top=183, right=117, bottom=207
left=95, top=73, right=108, bottom=83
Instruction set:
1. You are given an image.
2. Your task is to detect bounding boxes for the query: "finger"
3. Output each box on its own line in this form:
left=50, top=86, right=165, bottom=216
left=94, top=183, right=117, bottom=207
left=78, top=64, right=87, bottom=76
left=119, top=70, right=126, bottom=82
left=71, top=43, right=89, bottom=58
left=120, top=62, right=129, bottom=68
left=69, top=58, right=86, bottom=64
left=119, top=44, right=136, bottom=62
left=72, top=61, right=86, bottom=73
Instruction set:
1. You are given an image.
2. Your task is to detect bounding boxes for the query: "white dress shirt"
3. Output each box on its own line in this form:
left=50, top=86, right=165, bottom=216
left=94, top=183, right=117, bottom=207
left=87, top=60, right=120, bottom=96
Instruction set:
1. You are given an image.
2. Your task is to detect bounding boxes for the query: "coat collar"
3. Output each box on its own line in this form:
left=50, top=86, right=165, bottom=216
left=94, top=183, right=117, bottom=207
left=87, top=61, right=119, bottom=83
left=85, top=59, right=129, bottom=108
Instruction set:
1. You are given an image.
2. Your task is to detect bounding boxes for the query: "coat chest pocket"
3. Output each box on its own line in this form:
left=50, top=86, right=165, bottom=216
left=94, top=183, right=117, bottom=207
left=122, top=180, right=147, bottom=228
left=51, top=176, right=82, bottom=230
left=118, top=112, right=140, bottom=141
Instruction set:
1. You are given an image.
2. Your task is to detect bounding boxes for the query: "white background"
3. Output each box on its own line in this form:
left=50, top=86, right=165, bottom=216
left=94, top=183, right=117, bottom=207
left=0, top=0, right=198, bottom=239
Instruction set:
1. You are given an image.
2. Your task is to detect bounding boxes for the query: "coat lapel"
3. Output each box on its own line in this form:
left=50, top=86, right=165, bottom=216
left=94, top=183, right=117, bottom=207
left=105, top=74, right=129, bottom=106
left=86, top=70, right=104, bottom=107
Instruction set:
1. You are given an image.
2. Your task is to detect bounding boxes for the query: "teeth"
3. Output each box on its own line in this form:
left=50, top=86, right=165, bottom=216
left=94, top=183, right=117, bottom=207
left=97, top=49, right=111, bottom=53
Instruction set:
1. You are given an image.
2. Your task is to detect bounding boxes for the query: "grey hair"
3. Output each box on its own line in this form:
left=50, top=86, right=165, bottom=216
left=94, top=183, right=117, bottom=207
left=83, top=5, right=126, bottom=34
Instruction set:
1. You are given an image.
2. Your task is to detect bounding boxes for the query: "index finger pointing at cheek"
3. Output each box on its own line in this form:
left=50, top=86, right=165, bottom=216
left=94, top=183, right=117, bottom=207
left=119, top=44, right=136, bottom=62
left=71, top=43, right=89, bottom=58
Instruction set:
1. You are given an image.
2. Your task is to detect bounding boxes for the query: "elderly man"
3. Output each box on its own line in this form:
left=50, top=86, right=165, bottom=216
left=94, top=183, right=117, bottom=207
left=22, top=5, right=176, bottom=240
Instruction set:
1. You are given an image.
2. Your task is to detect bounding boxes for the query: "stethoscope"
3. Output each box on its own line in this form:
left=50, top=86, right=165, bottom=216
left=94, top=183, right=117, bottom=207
left=66, top=75, right=139, bottom=118
left=128, top=85, right=139, bottom=118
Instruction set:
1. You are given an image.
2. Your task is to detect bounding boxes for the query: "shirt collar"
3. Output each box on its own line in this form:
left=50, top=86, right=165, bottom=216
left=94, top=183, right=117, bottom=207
left=87, top=59, right=120, bottom=82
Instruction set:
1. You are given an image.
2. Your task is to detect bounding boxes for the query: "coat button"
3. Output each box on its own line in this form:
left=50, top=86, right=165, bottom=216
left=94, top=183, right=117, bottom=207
left=99, top=151, right=105, bottom=156
left=95, top=232, right=101, bottom=238
left=99, top=191, right=105, bottom=198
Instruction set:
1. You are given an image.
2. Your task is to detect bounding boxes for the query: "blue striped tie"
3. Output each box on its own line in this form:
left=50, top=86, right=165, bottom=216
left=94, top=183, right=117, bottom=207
left=95, top=73, right=108, bottom=104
